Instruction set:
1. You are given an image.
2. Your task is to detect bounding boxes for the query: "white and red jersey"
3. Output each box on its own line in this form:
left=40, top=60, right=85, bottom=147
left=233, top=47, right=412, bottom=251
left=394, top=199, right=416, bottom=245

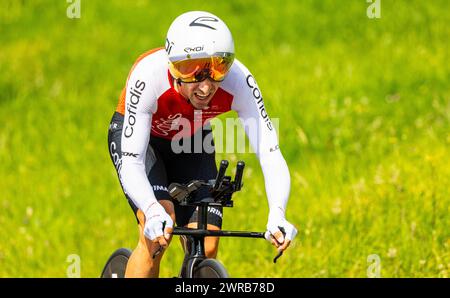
left=117, top=48, right=290, bottom=219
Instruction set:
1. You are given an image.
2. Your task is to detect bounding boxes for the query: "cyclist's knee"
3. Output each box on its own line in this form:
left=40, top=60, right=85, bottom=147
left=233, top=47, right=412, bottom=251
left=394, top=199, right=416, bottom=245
left=205, top=239, right=219, bottom=258
left=134, top=227, right=169, bottom=271
left=205, top=224, right=220, bottom=258
left=186, top=223, right=220, bottom=258
left=130, top=240, right=163, bottom=276
left=159, top=199, right=176, bottom=223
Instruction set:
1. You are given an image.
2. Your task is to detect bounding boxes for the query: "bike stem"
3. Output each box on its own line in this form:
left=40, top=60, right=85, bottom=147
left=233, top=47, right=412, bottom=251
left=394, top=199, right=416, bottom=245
left=198, top=203, right=208, bottom=230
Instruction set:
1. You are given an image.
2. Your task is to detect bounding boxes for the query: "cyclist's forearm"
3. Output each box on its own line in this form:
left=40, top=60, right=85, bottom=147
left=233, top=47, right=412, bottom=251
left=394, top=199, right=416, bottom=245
left=120, top=161, right=158, bottom=213
left=260, top=150, right=291, bottom=218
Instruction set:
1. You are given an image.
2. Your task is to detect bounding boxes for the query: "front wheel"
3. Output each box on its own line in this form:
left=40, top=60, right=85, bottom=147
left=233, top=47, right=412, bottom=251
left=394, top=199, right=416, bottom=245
left=100, top=248, right=132, bottom=278
left=193, top=259, right=229, bottom=278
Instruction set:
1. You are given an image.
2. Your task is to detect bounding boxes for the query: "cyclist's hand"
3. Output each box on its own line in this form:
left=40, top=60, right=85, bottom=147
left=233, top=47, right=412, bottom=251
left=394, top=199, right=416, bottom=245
left=143, top=202, right=174, bottom=248
left=265, top=215, right=297, bottom=253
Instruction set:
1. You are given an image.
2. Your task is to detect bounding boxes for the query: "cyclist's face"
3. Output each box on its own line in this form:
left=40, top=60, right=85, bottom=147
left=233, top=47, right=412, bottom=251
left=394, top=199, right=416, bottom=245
left=177, top=79, right=221, bottom=110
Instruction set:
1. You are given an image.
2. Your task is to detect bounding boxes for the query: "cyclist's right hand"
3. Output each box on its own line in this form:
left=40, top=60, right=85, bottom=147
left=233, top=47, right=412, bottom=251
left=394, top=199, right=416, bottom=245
left=265, top=215, right=298, bottom=253
left=143, top=202, right=174, bottom=248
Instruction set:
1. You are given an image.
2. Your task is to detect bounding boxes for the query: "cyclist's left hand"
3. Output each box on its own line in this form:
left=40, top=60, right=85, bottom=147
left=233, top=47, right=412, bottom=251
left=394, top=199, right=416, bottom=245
left=265, top=215, right=297, bottom=252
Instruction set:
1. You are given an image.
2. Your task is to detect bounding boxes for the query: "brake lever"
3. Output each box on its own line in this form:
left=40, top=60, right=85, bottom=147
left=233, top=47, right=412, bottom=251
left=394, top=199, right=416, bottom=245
left=273, top=226, right=286, bottom=264
left=273, top=251, right=283, bottom=263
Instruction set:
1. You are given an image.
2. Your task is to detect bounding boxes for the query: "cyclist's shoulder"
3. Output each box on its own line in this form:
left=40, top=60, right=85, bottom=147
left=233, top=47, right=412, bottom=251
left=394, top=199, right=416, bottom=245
left=135, top=47, right=165, bottom=61
left=221, top=58, right=256, bottom=95
left=228, top=58, right=252, bottom=79
left=127, top=47, right=171, bottom=95
left=129, top=47, right=167, bottom=74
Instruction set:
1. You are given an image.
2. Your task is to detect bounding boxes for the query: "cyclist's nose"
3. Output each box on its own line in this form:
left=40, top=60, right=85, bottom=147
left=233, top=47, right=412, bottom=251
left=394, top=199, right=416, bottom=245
left=197, top=80, right=214, bottom=95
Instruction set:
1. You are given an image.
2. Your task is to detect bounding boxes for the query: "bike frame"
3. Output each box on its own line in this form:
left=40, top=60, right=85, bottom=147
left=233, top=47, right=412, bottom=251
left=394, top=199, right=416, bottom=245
left=101, top=160, right=283, bottom=278
left=172, top=200, right=265, bottom=278
left=163, top=160, right=283, bottom=277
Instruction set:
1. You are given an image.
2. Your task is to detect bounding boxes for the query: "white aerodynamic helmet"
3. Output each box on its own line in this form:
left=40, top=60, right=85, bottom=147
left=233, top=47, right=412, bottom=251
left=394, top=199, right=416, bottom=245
left=165, top=11, right=235, bottom=82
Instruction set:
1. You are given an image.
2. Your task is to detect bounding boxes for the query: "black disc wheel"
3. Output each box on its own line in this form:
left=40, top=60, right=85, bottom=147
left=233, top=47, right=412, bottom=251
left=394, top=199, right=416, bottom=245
left=193, top=258, right=229, bottom=278
left=100, top=248, right=132, bottom=278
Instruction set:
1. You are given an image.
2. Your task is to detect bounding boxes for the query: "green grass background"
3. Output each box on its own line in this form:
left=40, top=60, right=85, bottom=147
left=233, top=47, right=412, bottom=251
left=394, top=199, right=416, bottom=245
left=0, top=0, right=449, bottom=277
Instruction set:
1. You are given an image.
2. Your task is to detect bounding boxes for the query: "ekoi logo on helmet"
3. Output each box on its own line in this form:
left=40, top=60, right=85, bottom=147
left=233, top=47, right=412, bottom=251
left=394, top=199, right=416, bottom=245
left=184, top=46, right=204, bottom=53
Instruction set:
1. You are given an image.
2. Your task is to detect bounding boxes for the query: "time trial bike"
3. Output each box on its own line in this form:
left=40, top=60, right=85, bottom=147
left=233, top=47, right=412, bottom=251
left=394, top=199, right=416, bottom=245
left=101, top=160, right=283, bottom=278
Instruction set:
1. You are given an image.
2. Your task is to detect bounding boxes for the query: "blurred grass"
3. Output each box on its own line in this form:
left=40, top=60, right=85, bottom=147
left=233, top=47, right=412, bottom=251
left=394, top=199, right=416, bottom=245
left=0, top=0, right=449, bottom=277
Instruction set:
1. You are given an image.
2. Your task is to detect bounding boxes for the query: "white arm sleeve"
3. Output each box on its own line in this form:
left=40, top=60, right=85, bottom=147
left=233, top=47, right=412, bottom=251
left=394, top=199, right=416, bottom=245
left=119, top=59, right=158, bottom=214
left=230, top=62, right=291, bottom=219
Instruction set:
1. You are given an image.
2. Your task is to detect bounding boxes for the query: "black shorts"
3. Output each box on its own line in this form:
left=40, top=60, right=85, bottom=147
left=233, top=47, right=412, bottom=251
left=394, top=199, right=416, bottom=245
left=107, top=112, right=222, bottom=228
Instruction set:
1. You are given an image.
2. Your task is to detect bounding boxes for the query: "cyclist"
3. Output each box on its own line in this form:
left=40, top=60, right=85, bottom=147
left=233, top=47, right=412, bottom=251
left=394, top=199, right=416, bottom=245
left=107, top=11, right=297, bottom=277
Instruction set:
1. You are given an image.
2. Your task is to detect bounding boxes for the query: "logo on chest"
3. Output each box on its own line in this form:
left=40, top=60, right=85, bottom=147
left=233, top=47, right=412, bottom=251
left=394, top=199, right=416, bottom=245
left=151, top=113, right=184, bottom=136
left=151, top=106, right=226, bottom=137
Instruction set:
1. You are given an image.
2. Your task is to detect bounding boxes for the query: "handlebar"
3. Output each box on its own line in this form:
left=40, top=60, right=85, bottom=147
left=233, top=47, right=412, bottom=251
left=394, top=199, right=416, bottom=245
left=234, top=161, right=245, bottom=191
left=168, top=160, right=245, bottom=206
left=165, top=160, right=285, bottom=264
left=213, top=160, right=228, bottom=191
